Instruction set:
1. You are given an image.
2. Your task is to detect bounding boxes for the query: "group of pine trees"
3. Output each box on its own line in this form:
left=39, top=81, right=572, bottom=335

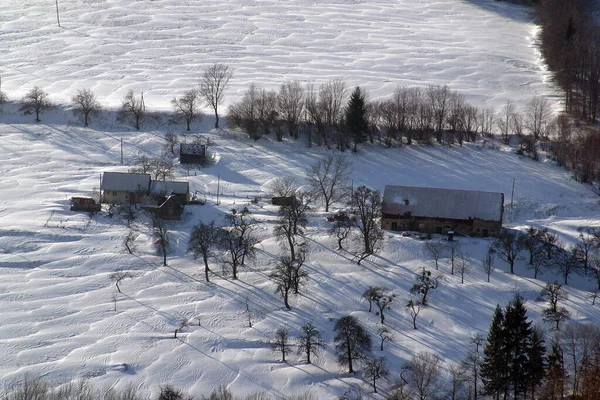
left=480, top=295, right=600, bottom=400
left=481, top=296, right=546, bottom=400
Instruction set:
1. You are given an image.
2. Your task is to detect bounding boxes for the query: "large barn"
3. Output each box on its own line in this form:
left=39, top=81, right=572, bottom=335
left=381, top=185, right=504, bottom=237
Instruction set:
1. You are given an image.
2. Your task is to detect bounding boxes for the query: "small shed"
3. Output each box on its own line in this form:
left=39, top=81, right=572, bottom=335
left=70, top=197, right=101, bottom=212
left=150, top=180, right=190, bottom=204
left=142, top=195, right=185, bottom=220
left=180, top=143, right=206, bottom=164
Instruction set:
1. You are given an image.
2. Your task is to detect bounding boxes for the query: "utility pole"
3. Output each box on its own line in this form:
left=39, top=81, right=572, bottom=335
left=216, top=174, right=220, bottom=205
left=55, top=0, right=61, bottom=27
left=120, top=138, right=123, bottom=165
left=510, top=178, right=515, bottom=209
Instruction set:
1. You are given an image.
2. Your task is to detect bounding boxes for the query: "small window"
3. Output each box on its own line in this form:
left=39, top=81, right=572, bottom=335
left=112, top=191, right=117, bottom=196
left=436, top=226, right=443, bottom=234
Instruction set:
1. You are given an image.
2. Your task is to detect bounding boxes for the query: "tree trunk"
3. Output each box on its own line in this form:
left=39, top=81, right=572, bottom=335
left=346, top=335, right=353, bottom=373
left=203, top=255, right=210, bottom=282
left=214, top=108, right=219, bottom=129
left=284, top=289, right=290, bottom=310
left=163, top=249, right=167, bottom=266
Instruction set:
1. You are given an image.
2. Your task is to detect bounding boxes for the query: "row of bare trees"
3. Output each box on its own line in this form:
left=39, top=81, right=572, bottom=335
left=2, top=63, right=232, bottom=130
left=227, top=79, right=559, bottom=150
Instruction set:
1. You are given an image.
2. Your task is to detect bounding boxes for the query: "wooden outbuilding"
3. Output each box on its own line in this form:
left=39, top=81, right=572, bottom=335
left=150, top=180, right=190, bottom=204
left=381, top=185, right=504, bottom=237
left=142, top=195, right=185, bottom=220
left=70, top=197, right=101, bottom=212
left=179, top=143, right=206, bottom=164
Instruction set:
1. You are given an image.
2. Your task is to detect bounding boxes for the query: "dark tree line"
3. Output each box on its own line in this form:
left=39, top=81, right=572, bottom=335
left=536, top=0, right=600, bottom=182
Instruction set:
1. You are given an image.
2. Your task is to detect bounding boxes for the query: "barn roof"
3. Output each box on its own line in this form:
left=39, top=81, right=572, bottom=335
left=151, top=180, right=189, bottom=195
left=382, top=185, right=503, bottom=221
left=101, top=172, right=151, bottom=192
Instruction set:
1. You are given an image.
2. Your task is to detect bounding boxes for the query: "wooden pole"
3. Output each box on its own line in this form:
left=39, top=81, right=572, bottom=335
left=55, top=0, right=61, bottom=27
left=510, top=178, right=515, bottom=209
left=216, top=174, right=220, bottom=205
left=120, top=138, right=123, bottom=165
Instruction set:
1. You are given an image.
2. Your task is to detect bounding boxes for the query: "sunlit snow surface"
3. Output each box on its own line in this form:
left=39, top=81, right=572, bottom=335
left=0, top=1, right=594, bottom=399
left=2, top=0, right=558, bottom=111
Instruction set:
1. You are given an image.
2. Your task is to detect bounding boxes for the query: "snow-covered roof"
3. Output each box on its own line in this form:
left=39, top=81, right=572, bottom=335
left=180, top=143, right=206, bottom=155
left=151, top=180, right=189, bottom=195
left=101, top=172, right=150, bottom=192
left=382, top=185, right=503, bottom=221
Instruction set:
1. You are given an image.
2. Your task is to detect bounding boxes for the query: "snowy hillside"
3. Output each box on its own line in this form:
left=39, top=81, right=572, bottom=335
left=0, top=0, right=596, bottom=399
left=2, top=0, right=558, bottom=111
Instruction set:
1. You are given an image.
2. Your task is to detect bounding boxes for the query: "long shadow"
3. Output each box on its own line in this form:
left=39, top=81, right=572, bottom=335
left=462, top=0, right=536, bottom=23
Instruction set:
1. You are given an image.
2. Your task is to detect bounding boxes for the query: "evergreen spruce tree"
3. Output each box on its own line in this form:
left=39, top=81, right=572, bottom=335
left=504, top=295, right=533, bottom=400
left=542, top=341, right=565, bottom=400
left=481, top=304, right=508, bottom=400
left=525, top=327, right=546, bottom=399
left=344, top=86, right=368, bottom=152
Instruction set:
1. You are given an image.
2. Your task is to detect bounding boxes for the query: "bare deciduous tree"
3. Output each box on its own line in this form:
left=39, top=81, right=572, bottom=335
left=351, top=186, right=383, bottom=264
left=132, top=154, right=153, bottom=174
left=333, top=315, right=372, bottom=373
left=268, top=176, right=298, bottom=198
left=110, top=269, right=133, bottom=293
left=401, top=352, right=444, bottom=400
left=271, top=255, right=302, bottom=310
left=406, top=299, right=423, bottom=330
left=525, top=96, right=552, bottom=141
left=71, top=88, right=100, bottom=127
left=540, top=282, right=570, bottom=330
left=446, top=240, right=461, bottom=275
left=482, top=246, right=495, bottom=282
left=364, top=357, right=389, bottom=394
left=171, top=89, right=201, bottom=131
left=199, top=63, right=233, bottom=129
left=20, top=86, right=52, bottom=122
left=456, top=252, right=471, bottom=284
left=270, top=327, right=291, bottom=362
left=152, top=157, right=175, bottom=181
left=424, top=241, right=445, bottom=270
left=305, top=154, right=352, bottom=212
left=164, top=132, right=179, bottom=156
left=188, top=221, right=218, bottom=282
left=496, top=100, right=516, bottom=144
left=174, top=318, right=189, bottom=339
left=330, top=217, right=354, bottom=251
left=277, top=80, right=304, bottom=139
left=152, top=220, right=171, bottom=266
left=123, top=229, right=136, bottom=255
left=492, top=230, right=524, bottom=274
left=296, top=321, right=325, bottom=364
left=376, top=324, right=393, bottom=351
left=120, top=90, right=145, bottom=130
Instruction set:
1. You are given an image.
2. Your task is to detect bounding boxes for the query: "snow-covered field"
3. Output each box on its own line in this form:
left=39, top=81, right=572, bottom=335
left=0, top=0, right=596, bottom=399
left=2, top=0, right=558, bottom=111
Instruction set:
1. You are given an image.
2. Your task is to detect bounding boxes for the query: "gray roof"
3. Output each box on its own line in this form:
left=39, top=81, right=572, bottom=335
left=382, top=185, right=503, bottom=221
left=101, top=172, right=150, bottom=192
left=151, top=180, right=189, bottom=196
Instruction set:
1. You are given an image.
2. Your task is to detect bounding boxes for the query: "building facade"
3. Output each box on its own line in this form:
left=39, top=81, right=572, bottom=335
left=381, top=185, right=504, bottom=237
